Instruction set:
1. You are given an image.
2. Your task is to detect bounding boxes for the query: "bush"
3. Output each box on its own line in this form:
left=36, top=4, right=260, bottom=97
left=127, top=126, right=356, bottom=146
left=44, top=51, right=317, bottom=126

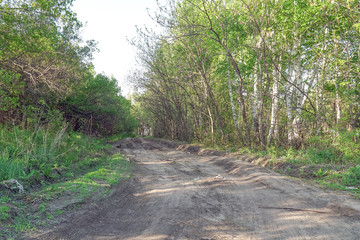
left=62, top=74, right=138, bottom=136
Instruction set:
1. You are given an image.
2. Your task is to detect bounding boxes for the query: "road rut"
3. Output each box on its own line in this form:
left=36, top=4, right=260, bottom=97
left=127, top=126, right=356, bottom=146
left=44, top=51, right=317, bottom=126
left=30, top=138, right=360, bottom=240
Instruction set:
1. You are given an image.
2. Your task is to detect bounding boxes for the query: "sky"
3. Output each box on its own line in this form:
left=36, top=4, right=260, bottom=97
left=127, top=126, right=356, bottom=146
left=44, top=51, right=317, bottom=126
left=72, top=0, right=160, bottom=96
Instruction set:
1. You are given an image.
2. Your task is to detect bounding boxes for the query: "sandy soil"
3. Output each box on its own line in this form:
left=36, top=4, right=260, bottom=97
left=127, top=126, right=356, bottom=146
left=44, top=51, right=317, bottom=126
left=29, top=138, right=360, bottom=240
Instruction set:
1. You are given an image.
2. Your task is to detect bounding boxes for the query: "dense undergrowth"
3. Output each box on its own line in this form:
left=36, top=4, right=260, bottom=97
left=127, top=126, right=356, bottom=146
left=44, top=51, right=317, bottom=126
left=0, top=124, right=133, bottom=239
left=0, top=123, right=102, bottom=183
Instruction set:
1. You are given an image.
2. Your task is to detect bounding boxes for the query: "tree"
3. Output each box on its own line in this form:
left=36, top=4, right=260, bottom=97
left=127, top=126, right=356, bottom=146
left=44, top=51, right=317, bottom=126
left=0, top=0, right=97, bottom=124
left=62, top=73, right=137, bottom=135
left=131, top=0, right=360, bottom=151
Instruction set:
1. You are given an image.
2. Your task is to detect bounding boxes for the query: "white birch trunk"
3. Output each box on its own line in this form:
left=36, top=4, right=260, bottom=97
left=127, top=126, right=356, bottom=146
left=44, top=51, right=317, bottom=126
left=207, top=106, right=214, bottom=141
left=286, top=63, right=295, bottom=144
left=316, top=27, right=328, bottom=134
left=335, top=83, right=341, bottom=125
left=333, top=33, right=341, bottom=127
left=228, top=67, right=238, bottom=129
left=267, top=60, right=281, bottom=145
left=251, top=64, right=259, bottom=129
left=292, top=40, right=302, bottom=141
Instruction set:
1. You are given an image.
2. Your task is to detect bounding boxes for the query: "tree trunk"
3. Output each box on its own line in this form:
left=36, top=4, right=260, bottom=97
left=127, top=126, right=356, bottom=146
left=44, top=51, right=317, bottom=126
left=228, top=66, right=238, bottom=130
left=267, top=59, right=281, bottom=145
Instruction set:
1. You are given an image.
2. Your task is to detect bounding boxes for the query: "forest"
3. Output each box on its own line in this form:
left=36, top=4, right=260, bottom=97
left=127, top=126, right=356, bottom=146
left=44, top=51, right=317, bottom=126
left=131, top=0, right=360, bottom=164
left=0, top=0, right=137, bottom=183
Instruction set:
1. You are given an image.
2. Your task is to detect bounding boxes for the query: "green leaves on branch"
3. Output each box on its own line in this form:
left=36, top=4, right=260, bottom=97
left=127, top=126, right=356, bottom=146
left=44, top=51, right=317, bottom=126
left=0, top=70, right=23, bottom=112
left=63, top=74, right=137, bottom=136
left=0, top=0, right=137, bottom=136
left=131, top=0, right=360, bottom=153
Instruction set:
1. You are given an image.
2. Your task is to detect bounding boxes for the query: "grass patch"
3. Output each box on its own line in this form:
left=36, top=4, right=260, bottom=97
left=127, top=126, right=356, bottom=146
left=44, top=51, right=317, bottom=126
left=0, top=124, right=133, bottom=239
left=34, top=153, right=132, bottom=202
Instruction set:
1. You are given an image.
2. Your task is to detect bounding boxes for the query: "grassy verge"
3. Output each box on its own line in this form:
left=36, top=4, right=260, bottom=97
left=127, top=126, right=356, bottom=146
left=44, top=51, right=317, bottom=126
left=192, top=132, right=360, bottom=198
left=237, top=143, right=360, bottom=198
left=0, top=125, right=133, bottom=239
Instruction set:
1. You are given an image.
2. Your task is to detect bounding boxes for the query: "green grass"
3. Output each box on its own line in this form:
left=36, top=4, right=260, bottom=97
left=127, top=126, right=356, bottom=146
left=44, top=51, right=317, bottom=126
left=1, top=151, right=132, bottom=239
left=0, top=124, right=133, bottom=239
left=0, top=206, right=10, bottom=221
left=0, top=152, right=25, bottom=182
left=341, top=166, right=360, bottom=186
left=35, top=153, right=132, bottom=202
left=0, top=123, right=112, bottom=183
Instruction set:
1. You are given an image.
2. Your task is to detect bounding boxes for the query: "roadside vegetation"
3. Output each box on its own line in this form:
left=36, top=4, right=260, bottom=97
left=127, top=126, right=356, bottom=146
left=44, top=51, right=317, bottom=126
left=0, top=125, right=133, bottom=238
left=0, top=0, right=137, bottom=238
left=130, top=0, right=360, bottom=195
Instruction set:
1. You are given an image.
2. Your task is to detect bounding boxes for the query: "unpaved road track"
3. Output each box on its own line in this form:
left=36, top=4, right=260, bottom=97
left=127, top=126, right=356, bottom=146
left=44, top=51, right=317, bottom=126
left=31, top=138, right=360, bottom=240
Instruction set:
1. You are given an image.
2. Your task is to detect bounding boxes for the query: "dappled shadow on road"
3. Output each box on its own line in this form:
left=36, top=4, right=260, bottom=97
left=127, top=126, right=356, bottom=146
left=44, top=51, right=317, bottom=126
left=31, top=138, right=360, bottom=240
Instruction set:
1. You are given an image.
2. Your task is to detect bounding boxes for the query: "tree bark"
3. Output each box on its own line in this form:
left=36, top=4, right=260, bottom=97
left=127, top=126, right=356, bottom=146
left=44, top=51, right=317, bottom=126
left=268, top=58, right=281, bottom=145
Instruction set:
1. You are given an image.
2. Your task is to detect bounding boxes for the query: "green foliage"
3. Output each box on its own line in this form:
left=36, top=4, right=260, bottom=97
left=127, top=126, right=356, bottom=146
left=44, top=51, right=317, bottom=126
left=342, top=166, right=360, bottom=187
left=0, top=0, right=93, bottom=112
left=334, top=131, right=360, bottom=161
left=63, top=74, right=138, bottom=136
left=0, top=206, right=10, bottom=221
left=0, top=0, right=128, bottom=136
left=0, top=197, right=11, bottom=223
left=0, top=2, right=137, bottom=238
left=130, top=0, right=360, bottom=159
left=0, top=150, right=26, bottom=181
left=105, top=132, right=137, bottom=142
left=306, top=148, right=338, bottom=164
left=32, top=153, right=131, bottom=210
left=0, top=125, right=133, bottom=238
left=313, top=168, right=327, bottom=178
left=0, top=70, right=23, bottom=112
left=0, top=122, right=112, bottom=183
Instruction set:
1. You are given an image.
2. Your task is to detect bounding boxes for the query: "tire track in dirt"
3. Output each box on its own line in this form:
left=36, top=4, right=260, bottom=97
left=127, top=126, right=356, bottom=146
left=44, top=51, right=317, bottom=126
left=29, top=138, right=360, bottom=240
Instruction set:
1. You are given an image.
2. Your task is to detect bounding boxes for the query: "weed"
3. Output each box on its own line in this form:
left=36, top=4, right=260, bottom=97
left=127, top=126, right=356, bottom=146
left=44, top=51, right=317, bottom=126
left=37, top=203, right=46, bottom=214
left=55, top=209, right=64, bottom=215
left=46, top=212, right=54, bottom=220
left=342, top=166, right=360, bottom=187
left=0, top=196, right=11, bottom=204
left=307, top=148, right=338, bottom=164
left=285, top=147, right=297, bottom=161
left=267, top=146, right=284, bottom=161
left=0, top=150, right=26, bottom=181
left=13, top=214, right=35, bottom=232
left=229, top=147, right=237, bottom=153
left=106, top=132, right=136, bottom=142
left=0, top=206, right=10, bottom=221
left=313, top=168, right=327, bottom=178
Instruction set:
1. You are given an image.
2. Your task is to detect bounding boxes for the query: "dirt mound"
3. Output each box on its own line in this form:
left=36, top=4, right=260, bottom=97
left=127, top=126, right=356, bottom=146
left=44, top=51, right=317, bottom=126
left=177, top=144, right=224, bottom=156
left=114, top=138, right=179, bottom=151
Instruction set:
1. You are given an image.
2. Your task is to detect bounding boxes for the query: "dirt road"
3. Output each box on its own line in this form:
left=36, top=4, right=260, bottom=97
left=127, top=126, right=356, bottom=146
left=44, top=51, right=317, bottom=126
left=31, top=138, right=360, bottom=240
